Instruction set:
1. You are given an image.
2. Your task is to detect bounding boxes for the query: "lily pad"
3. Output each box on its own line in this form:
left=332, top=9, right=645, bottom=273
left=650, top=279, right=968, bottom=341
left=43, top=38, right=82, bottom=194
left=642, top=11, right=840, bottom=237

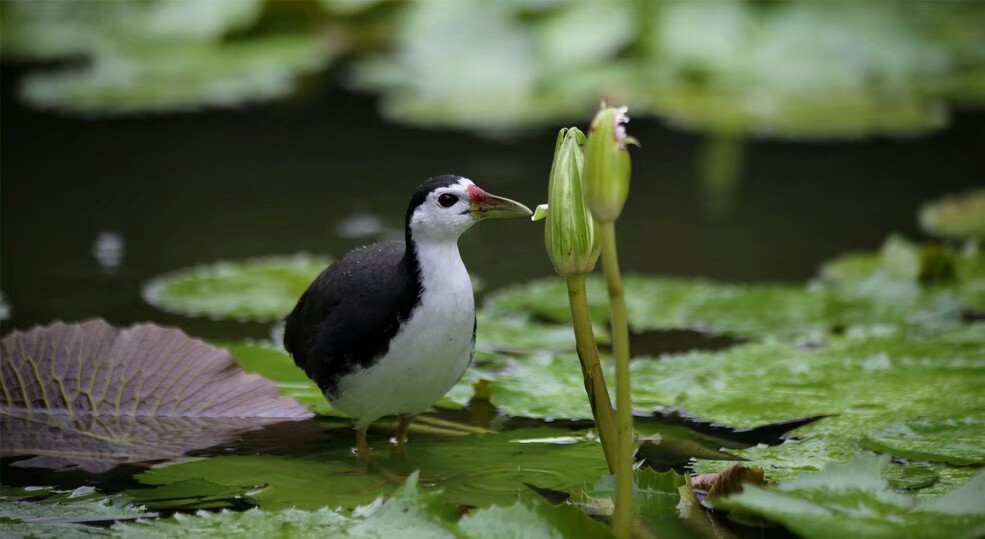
left=119, top=471, right=616, bottom=539
left=715, top=456, right=985, bottom=539
left=133, top=427, right=609, bottom=509
left=484, top=273, right=953, bottom=341
left=920, top=189, right=985, bottom=240
left=1, top=485, right=147, bottom=539
left=659, top=327, right=985, bottom=491
left=143, top=254, right=332, bottom=322
left=113, top=507, right=350, bottom=539
left=459, top=499, right=614, bottom=539
left=820, top=236, right=985, bottom=313
left=861, top=418, right=985, bottom=466
left=23, top=35, right=334, bottom=115
left=0, top=320, right=311, bottom=472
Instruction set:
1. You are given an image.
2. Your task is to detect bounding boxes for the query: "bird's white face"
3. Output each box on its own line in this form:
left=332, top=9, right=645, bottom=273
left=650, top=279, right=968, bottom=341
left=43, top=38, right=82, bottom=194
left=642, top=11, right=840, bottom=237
left=408, top=178, right=478, bottom=243
left=408, top=178, right=532, bottom=243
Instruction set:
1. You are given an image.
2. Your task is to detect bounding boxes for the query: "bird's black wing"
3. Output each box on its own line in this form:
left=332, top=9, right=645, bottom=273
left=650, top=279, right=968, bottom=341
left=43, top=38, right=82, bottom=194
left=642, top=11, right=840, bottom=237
left=283, top=241, right=421, bottom=396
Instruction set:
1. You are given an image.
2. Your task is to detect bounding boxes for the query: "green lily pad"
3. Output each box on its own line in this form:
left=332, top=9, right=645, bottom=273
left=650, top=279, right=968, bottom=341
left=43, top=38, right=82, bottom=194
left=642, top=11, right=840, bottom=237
left=715, top=456, right=985, bottom=539
left=143, top=254, right=332, bottom=322
left=119, top=471, right=617, bottom=538
left=861, top=418, right=985, bottom=466
left=885, top=463, right=940, bottom=491
left=818, top=235, right=985, bottom=311
left=1, top=485, right=147, bottom=539
left=459, top=499, right=614, bottom=539
left=920, top=189, right=985, bottom=240
left=22, top=35, right=334, bottom=115
left=484, top=272, right=957, bottom=341
left=0, top=0, right=264, bottom=59
left=113, top=507, right=350, bottom=539
left=661, top=327, right=985, bottom=491
left=134, top=427, right=609, bottom=509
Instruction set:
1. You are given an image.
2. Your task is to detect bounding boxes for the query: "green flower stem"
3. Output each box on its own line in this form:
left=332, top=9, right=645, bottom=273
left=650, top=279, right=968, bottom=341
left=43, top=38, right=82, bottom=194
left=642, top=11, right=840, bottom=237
left=600, top=221, right=633, bottom=539
left=565, top=273, right=618, bottom=473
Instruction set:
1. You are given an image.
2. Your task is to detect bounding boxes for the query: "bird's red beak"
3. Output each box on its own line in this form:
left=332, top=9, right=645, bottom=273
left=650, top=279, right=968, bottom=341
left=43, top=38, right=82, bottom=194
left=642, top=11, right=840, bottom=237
left=467, top=184, right=532, bottom=219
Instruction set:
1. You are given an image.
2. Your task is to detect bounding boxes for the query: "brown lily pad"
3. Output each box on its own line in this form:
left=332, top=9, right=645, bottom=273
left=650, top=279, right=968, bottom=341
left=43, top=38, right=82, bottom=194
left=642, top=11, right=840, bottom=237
left=1, top=320, right=312, bottom=472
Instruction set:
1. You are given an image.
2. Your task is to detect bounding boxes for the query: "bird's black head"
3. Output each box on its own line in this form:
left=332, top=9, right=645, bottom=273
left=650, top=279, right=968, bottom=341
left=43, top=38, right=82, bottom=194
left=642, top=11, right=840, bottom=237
left=404, top=175, right=532, bottom=245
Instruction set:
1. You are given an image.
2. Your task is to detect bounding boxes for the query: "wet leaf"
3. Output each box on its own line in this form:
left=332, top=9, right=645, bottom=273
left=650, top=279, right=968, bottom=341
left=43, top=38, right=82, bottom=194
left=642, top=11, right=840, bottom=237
left=0, top=320, right=311, bottom=472
left=113, top=507, right=349, bottom=539
left=920, top=189, right=985, bottom=240
left=714, top=456, right=985, bottom=539
left=861, top=418, right=985, bottom=465
left=143, top=254, right=332, bottom=322
left=459, top=499, right=614, bottom=539
left=119, top=472, right=615, bottom=538
left=0, top=485, right=147, bottom=539
left=651, top=327, right=985, bottom=491
left=885, top=463, right=940, bottom=491
left=485, top=273, right=954, bottom=341
left=133, top=428, right=608, bottom=509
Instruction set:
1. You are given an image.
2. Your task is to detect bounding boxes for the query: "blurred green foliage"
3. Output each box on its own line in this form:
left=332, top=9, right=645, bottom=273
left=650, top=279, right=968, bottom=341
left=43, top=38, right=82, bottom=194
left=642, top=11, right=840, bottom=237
left=3, top=0, right=983, bottom=137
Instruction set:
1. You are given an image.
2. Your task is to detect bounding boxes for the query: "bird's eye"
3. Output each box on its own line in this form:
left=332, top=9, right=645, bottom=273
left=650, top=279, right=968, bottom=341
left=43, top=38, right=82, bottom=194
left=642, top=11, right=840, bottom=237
left=438, top=194, right=459, bottom=208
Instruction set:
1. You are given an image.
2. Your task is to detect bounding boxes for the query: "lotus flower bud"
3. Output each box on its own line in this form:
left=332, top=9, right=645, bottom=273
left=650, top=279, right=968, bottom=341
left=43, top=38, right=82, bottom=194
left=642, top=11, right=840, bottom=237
left=583, top=105, right=637, bottom=222
left=537, top=127, right=602, bottom=276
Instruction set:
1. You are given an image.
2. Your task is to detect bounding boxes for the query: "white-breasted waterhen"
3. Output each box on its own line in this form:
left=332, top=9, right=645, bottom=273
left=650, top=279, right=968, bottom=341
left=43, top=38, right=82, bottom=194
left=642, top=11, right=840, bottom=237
left=284, top=175, right=531, bottom=460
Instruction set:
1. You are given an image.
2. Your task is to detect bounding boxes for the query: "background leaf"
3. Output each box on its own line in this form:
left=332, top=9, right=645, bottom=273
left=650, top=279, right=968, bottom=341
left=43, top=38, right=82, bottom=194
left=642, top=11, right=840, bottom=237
left=143, top=254, right=333, bottom=322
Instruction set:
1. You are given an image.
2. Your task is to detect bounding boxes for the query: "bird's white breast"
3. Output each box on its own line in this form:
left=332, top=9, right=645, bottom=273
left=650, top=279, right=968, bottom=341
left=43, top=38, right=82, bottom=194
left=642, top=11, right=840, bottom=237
left=329, top=241, right=475, bottom=428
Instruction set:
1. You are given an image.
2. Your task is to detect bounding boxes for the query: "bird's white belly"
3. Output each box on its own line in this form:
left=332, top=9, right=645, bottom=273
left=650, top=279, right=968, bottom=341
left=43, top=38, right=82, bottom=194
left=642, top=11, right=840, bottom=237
left=329, top=256, right=474, bottom=428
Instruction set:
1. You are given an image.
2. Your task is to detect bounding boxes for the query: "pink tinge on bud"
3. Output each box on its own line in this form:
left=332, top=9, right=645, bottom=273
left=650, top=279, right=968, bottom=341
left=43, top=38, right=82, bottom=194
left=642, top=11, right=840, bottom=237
left=467, top=184, right=492, bottom=204
left=613, top=106, right=630, bottom=147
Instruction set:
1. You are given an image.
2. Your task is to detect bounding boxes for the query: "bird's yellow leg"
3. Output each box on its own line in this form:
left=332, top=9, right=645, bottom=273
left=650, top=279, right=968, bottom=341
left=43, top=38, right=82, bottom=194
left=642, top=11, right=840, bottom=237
left=394, top=414, right=415, bottom=449
left=355, top=427, right=371, bottom=462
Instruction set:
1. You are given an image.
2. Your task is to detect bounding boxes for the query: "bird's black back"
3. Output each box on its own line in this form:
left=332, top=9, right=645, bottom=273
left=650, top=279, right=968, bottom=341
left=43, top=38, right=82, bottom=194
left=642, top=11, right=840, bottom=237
left=283, top=241, right=422, bottom=395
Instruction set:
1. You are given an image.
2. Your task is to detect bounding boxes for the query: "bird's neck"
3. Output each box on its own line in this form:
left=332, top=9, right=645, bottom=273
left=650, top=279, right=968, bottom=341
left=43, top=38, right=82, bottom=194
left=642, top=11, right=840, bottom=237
left=406, top=238, right=469, bottom=294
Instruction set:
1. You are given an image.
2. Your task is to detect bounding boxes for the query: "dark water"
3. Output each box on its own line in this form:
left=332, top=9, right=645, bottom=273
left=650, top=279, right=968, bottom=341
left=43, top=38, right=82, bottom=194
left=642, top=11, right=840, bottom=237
left=2, top=62, right=984, bottom=342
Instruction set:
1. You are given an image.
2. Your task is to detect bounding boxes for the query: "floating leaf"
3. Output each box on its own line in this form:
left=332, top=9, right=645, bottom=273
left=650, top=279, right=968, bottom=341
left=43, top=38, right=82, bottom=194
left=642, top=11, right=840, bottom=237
left=885, top=463, right=940, bottom=491
left=113, top=507, right=349, bottom=539
left=22, top=35, right=335, bottom=115
left=143, top=254, right=332, bottom=322
left=920, top=189, right=985, bottom=240
left=0, top=0, right=264, bottom=59
left=0, top=320, right=311, bottom=472
left=459, top=499, right=614, bottom=539
left=120, top=471, right=616, bottom=538
left=861, top=418, right=985, bottom=465
left=715, top=456, right=985, bottom=539
left=134, top=427, right=608, bottom=509
left=820, top=237, right=985, bottom=316
left=485, top=273, right=955, bottom=341
left=0, top=485, right=147, bottom=539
